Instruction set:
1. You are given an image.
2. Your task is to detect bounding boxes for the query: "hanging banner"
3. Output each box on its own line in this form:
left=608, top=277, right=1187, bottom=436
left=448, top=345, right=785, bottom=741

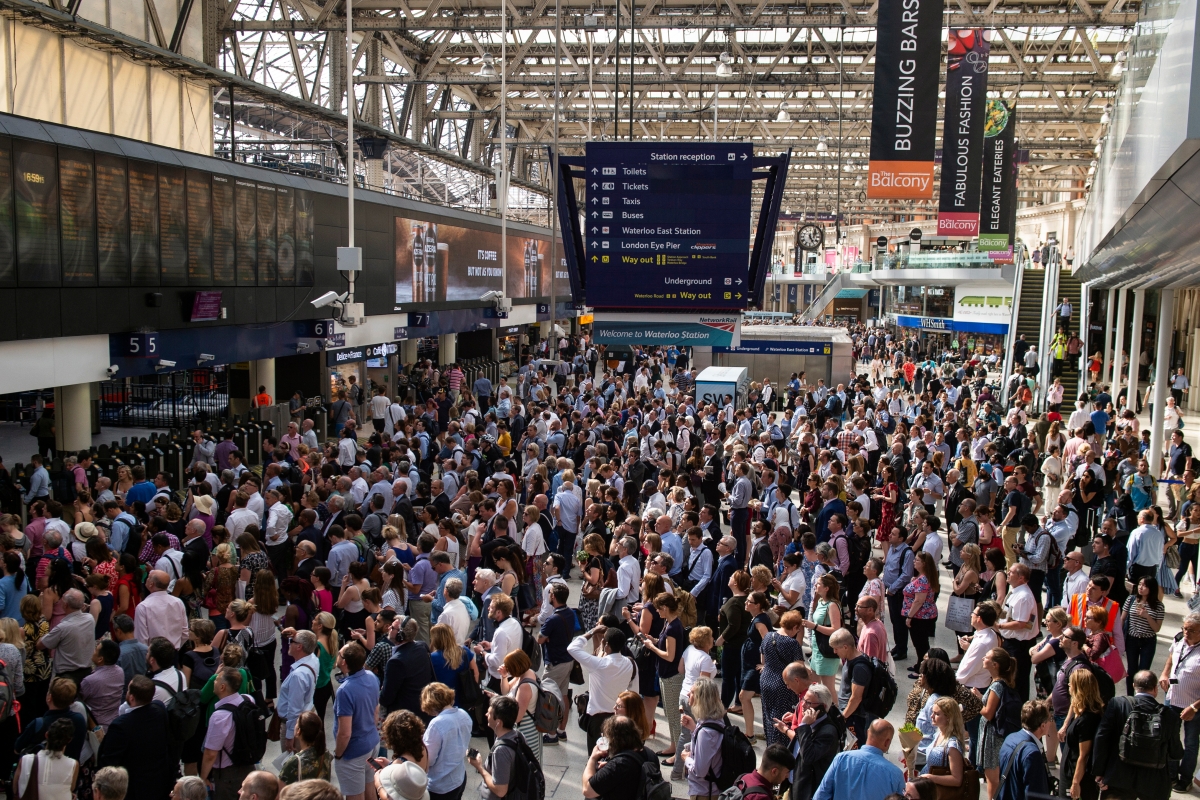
left=867, top=0, right=946, bottom=199
left=978, top=101, right=1017, bottom=252
left=937, top=30, right=991, bottom=236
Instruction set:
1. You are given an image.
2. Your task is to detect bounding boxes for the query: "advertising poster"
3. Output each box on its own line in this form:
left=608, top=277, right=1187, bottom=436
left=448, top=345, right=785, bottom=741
left=393, top=217, right=560, bottom=305
left=867, top=0, right=945, bottom=199
left=937, top=30, right=991, bottom=236
left=978, top=101, right=1017, bottom=252
left=953, top=284, right=1014, bottom=324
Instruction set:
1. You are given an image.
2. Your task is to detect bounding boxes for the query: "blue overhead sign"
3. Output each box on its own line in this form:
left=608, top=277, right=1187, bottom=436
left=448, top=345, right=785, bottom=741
left=584, top=142, right=753, bottom=309
left=714, top=340, right=832, bottom=355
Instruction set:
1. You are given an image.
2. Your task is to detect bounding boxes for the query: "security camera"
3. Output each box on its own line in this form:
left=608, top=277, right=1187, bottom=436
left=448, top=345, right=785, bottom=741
left=312, top=291, right=348, bottom=309
left=296, top=342, right=311, bottom=352
left=106, top=365, right=119, bottom=378
left=479, top=290, right=504, bottom=302
left=197, top=353, right=215, bottom=364
left=156, top=359, right=177, bottom=370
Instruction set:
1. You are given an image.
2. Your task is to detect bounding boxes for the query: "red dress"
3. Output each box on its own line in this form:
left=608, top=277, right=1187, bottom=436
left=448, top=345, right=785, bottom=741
left=877, top=482, right=898, bottom=542
left=112, top=572, right=141, bottom=621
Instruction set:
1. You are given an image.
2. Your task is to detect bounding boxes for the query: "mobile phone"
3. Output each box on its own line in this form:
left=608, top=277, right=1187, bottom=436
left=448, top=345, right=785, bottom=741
left=468, top=748, right=480, bottom=761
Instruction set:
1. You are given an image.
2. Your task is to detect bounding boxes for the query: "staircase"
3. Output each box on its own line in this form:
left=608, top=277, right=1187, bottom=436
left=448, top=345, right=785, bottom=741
left=1014, top=267, right=1044, bottom=350
left=1057, top=267, right=1084, bottom=398
left=800, top=271, right=851, bottom=320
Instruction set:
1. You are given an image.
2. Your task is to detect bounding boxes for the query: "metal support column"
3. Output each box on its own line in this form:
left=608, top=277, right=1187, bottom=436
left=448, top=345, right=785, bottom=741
left=1128, top=289, right=1145, bottom=414
left=1111, top=288, right=1128, bottom=409
left=1149, top=289, right=1176, bottom=475
left=1102, top=286, right=1116, bottom=384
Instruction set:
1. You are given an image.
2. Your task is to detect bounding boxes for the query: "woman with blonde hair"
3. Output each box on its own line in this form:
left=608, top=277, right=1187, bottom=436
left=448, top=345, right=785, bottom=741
left=420, top=683, right=473, bottom=800
left=920, top=697, right=967, bottom=789
left=311, top=612, right=338, bottom=718
left=670, top=626, right=716, bottom=781
left=213, top=598, right=256, bottom=661
left=429, top=623, right=477, bottom=708
left=0, top=617, right=22, bottom=781
left=247, top=570, right=280, bottom=699
left=624, top=572, right=666, bottom=736
left=680, top=678, right=726, bottom=800
left=1061, top=667, right=1105, bottom=800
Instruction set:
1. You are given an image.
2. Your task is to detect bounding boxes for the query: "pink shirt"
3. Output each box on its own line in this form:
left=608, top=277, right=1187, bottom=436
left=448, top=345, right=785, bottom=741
left=857, top=618, right=889, bottom=661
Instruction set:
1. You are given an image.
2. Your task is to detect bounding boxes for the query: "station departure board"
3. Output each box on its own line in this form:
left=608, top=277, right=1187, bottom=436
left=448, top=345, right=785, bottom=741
left=14, top=140, right=59, bottom=286
left=0, top=138, right=15, bottom=285
left=0, top=134, right=315, bottom=289
left=211, top=175, right=235, bottom=285
left=59, top=148, right=96, bottom=284
left=256, top=184, right=277, bottom=285
left=276, top=186, right=295, bottom=285
left=129, top=160, right=159, bottom=285
left=95, top=154, right=129, bottom=286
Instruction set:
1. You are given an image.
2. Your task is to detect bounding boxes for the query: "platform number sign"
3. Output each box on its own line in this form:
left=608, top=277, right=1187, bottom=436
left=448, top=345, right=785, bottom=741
left=124, top=333, right=159, bottom=358
left=409, top=313, right=431, bottom=328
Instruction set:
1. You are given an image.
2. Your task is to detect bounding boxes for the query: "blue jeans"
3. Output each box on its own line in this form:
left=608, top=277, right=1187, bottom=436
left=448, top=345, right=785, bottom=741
left=1177, top=542, right=1199, bottom=588
left=1125, top=636, right=1157, bottom=695
left=1172, top=703, right=1200, bottom=785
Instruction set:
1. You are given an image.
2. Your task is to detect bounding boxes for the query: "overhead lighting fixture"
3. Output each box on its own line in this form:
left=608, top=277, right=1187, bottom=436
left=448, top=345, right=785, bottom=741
left=715, top=51, right=733, bottom=79
left=1111, top=50, right=1127, bottom=77
left=476, top=55, right=497, bottom=79
left=776, top=101, right=791, bottom=123
left=1094, top=140, right=1103, bottom=155
left=816, top=135, right=828, bottom=153
left=1100, top=103, right=1112, bottom=124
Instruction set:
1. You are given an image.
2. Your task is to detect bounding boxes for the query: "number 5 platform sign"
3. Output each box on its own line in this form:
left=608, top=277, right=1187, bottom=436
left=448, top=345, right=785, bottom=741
left=117, top=333, right=159, bottom=358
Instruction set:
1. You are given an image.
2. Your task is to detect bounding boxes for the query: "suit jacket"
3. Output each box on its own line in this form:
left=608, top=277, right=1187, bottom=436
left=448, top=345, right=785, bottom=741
left=996, top=729, right=1050, bottom=800
left=318, top=511, right=343, bottom=559
left=380, top=641, right=435, bottom=719
left=97, top=702, right=176, bottom=800
left=944, top=483, right=974, bottom=528
left=1092, top=694, right=1180, bottom=798
left=790, top=716, right=841, bottom=800
left=294, top=556, right=324, bottom=583
left=708, top=553, right=738, bottom=617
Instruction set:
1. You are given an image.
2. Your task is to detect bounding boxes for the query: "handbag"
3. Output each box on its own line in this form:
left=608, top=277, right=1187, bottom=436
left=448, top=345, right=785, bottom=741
left=943, top=594, right=976, bottom=633
left=15, top=753, right=39, bottom=800
left=1096, top=639, right=1126, bottom=682
left=1167, top=543, right=1182, bottom=570
left=569, top=660, right=584, bottom=685
left=928, top=761, right=981, bottom=800
left=575, top=691, right=591, bottom=732
left=267, top=711, right=283, bottom=742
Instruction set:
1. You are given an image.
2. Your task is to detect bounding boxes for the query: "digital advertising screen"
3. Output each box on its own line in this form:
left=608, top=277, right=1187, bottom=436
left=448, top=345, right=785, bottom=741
left=393, top=216, right=556, bottom=305
left=95, top=154, right=129, bottom=286
left=14, top=140, right=60, bottom=285
left=296, top=190, right=314, bottom=286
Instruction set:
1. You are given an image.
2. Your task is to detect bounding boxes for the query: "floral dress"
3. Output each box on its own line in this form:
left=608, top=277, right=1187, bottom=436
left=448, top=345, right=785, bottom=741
left=240, top=551, right=271, bottom=600
left=901, top=576, right=938, bottom=619
left=279, top=747, right=333, bottom=784
left=759, top=631, right=803, bottom=747
left=877, top=483, right=899, bottom=542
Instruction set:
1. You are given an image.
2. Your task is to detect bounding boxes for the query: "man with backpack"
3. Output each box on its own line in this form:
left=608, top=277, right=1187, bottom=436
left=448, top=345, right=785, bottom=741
left=1016, top=513, right=1057, bottom=613
left=1093, top=670, right=1182, bottom=799
left=829, top=628, right=883, bottom=746
left=725, top=744, right=796, bottom=800
left=200, top=668, right=263, bottom=800
left=994, top=700, right=1056, bottom=800
left=473, top=696, right=545, bottom=800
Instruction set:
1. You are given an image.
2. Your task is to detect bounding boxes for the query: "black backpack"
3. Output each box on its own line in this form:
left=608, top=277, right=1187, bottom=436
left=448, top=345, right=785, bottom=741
left=153, top=675, right=203, bottom=745
left=226, top=693, right=270, bottom=766
left=1119, top=700, right=1172, bottom=769
left=992, top=681, right=1024, bottom=739
left=697, top=720, right=758, bottom=792
left=617, top=749, right=671, bottom=800
left=861, top=657, right=898, bottom=718
left=847, top=532, right=872, bottom=577
left=495, top=734, right=545, bottom=800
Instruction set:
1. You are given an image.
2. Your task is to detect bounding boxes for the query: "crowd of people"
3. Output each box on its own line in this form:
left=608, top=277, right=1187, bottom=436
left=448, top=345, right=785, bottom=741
left=0, top=326, right=1196, bottom=800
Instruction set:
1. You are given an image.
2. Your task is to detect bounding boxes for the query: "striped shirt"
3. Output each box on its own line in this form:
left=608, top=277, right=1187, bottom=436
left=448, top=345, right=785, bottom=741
left=1166, top=637, right=1200, bottom=707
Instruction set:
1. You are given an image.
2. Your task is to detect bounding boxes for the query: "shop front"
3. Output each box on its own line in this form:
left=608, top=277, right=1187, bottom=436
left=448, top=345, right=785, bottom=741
left=326, top=343, right=398, bottom=405
left=497, top=325, right=526, bottom=375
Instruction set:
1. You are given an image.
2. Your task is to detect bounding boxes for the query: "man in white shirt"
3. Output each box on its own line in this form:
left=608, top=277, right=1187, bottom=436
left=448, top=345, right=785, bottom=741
left=955, top=602, right=1000, bottom=689
left=225, top=492, right=259, bottom=542
left=300, top=419, right=320, bottom=450
left=264, top=488, right=294, bottom=576
left=567, top=626, right=638, bottom=752
left=348, top=467, right=369, bottom=507
left=370, top=389, right=391, bottom=433
left=921, top=517, right=945, bottom=565
left=439, top=577, right=472, bottom=645
left=151, top=534, right=185, bottom=588
left=615, top=536, right=642, bottom=608
left=999, top=563, right=1041, bottom=700
left=1062, top=551, right=1089, bottom=599
left=478, top=594, right=522, bottom=687
left=536, top=554, right=569, bottom=627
